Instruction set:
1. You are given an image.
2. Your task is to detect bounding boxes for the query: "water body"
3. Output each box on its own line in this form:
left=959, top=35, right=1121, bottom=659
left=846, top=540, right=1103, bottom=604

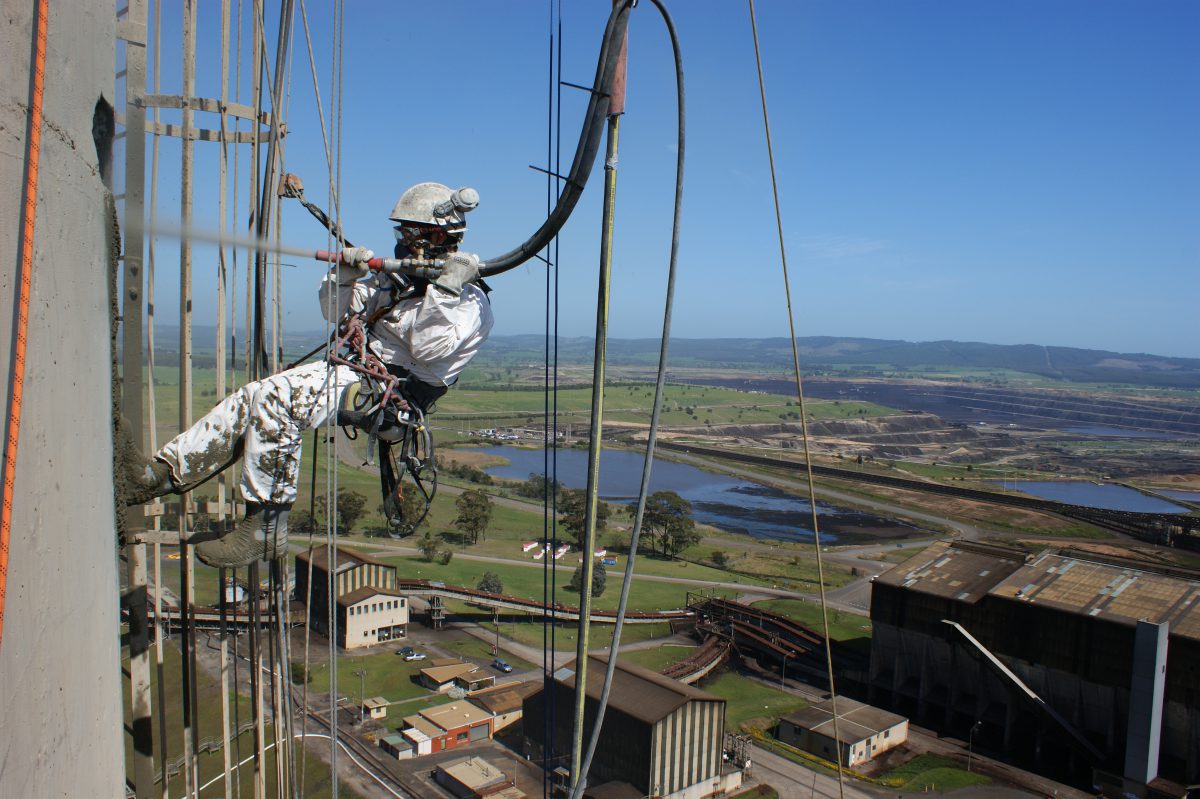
left=994, top=480, right=1189, bottom=513
left=1160, top=489, right=1200, bottom=503
left=475, top=445, right=922, bottom=544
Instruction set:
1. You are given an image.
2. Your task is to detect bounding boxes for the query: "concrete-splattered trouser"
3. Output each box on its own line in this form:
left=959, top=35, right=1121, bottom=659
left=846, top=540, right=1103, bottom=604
left=156, top=361, right=359, bottom=506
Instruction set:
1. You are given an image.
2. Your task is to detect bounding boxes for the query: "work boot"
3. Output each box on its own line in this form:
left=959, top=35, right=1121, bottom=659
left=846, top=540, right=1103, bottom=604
left=194, top=502, right=290, bottom=568
left=114, top=415, right=177, bottom=506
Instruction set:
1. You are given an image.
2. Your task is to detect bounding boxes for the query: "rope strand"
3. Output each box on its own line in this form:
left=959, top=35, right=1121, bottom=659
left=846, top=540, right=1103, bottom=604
left=746, top=3, right=846, bottom=797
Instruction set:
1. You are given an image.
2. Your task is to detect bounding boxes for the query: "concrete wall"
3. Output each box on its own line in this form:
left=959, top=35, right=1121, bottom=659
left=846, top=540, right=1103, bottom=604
left=0, top=2, right=123, bottom=798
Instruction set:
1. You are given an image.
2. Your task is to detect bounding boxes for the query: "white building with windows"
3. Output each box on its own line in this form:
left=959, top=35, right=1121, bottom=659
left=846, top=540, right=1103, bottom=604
left=296, top=546, right=409, bottom=649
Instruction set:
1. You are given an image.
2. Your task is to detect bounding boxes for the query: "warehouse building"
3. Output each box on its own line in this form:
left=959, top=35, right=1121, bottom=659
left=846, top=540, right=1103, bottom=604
left=295, top=546, right=409, bottom=649
left=869, top=541, right=1200, bottom=789
left=524, top=654, right=743, bottom=799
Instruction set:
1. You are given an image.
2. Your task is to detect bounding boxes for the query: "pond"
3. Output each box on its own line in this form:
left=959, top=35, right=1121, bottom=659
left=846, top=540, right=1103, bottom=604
left=993, top=480, right=1190, bottom=513
left=473, top=444, right=925, bottom=544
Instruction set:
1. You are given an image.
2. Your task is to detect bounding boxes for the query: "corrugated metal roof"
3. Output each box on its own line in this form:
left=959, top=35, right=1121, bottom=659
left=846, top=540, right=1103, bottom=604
left=878, top=542, right=1200, bottom=641
left=781, top=696, right=906, bottom=745
left=556, top=654, right=722, bottom=726
left=469, top=688, right=524, bottom=715
left=296, top=545, right=390, bottom=571
left=991, top=550, right=1200, bottom=639
left=419, top=661, right=478, bottom=684
left=874, top=541, right=1026, bottom=603
left=336, top=585, right=407, bottom=607
left=421, top=700, right=493, bottom=730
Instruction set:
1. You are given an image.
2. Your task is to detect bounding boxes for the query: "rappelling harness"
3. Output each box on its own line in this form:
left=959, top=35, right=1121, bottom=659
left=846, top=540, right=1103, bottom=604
left=328, top=288, right=440, bottom=532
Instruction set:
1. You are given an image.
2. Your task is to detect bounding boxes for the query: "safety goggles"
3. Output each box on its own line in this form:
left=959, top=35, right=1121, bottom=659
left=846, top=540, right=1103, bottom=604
left=394, top=223, right=450, bottom=248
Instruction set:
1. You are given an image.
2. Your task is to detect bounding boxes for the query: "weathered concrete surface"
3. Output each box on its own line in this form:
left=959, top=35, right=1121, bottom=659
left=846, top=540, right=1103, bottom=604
left=0, top=2, right=123, bottom=797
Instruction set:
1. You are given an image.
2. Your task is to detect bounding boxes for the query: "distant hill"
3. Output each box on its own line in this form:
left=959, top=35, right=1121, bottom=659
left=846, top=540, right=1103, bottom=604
left=477, top=334, right=1200, bottom=388
left=152, top=327, right=1200, bottom=389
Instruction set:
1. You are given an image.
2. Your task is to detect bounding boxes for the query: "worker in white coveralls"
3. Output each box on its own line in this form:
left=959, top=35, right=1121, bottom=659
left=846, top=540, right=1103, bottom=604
left=123, top=182, right=493, bottom=568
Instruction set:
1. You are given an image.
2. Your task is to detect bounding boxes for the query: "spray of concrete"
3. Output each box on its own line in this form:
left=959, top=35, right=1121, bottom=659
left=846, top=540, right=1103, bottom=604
left=143, top=217, right=321, bottom=263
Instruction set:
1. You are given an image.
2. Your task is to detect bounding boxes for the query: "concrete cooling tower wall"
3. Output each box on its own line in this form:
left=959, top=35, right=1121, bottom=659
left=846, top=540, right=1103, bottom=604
left=0, top=2, right=124, bottom=797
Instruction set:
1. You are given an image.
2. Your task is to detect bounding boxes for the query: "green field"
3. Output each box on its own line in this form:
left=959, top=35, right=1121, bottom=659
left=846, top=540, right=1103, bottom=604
left=696, top=669, right=808, bottom=731
left=618, top=644, right=697, bottom=672
left=749, top=598, right=872, bottom=641
left=881, top=754, right=990, bottom=792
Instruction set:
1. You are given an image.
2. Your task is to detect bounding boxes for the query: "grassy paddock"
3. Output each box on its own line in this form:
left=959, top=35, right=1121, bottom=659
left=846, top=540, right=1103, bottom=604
left=881, top=754, right=990, bottom=792
left=749, top=598, right=871, bottom=641
left=696, top=669, right=808, bottom=731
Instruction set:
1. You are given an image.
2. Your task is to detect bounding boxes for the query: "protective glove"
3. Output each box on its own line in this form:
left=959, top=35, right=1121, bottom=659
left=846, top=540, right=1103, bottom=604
left=335, top=247, right=374, bottom=283
left=433, top=252, right=480, bottom=296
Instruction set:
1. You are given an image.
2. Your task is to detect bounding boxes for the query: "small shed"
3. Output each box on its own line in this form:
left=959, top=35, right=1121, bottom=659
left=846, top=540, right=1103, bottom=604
left=777, top=696, right=908, bottom=767
left=379, top=733, right=413, bottom=760
left=361, top=696, right=389, bottom=720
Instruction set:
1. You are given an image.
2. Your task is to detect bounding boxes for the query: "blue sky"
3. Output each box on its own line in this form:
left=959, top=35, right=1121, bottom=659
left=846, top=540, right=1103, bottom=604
left=132, top=1, right=1199, bottom=358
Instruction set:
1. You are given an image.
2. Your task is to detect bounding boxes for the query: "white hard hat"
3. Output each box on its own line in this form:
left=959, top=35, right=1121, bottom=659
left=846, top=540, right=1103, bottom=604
left=388, top=182, right=480, bottom=234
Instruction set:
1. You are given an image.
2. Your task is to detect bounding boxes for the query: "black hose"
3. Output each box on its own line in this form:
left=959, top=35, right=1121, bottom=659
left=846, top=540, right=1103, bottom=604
left=570, top=0, right=685, bottom=795
left=478, top=1, right=635, bottom=277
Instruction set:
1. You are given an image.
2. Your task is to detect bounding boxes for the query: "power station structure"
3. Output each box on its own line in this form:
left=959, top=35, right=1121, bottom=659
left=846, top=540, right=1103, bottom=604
left=869, top=540, right=1200, bottom=793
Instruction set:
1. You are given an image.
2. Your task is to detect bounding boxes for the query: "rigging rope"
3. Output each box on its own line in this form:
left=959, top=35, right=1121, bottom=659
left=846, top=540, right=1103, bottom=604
left=0, top=0, right=48, bottom=655
left=541, top=3, right=564, bottom=798
left=746, top=2, right=846, bottom=797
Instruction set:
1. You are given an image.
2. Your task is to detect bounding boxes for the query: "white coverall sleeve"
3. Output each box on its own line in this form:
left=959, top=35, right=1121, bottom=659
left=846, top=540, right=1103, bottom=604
left=317, top=269, right=373, bottom=323
left=406, top=285, right=490, bottom=362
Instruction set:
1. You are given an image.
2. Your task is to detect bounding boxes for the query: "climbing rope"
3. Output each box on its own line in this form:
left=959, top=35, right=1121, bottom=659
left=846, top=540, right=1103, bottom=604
left=0, top=0, right=48, bottom=654
left=746, top=1, right=846, bottom=797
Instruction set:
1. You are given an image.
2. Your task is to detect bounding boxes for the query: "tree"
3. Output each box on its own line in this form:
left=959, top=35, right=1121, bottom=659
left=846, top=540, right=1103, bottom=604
left=290, top=509, right=317, bottom=535
left=515, top=472, right=562, bottom=500
left=642, top=491, right=698, bottom=557
left=567, top=560, right=606, bottom=597
left=312, top=489, right=369, bottom=534
left=559, top=488, right=609, bottom=548
left=335, top=490, right=368, bottom=532
left=418, top=531, right=440, bottom=562
left=454, top=489, right=493, bottom=544
left=477, top=571, right=503, bottom=594
left=711, top=550, right=729, bottom=567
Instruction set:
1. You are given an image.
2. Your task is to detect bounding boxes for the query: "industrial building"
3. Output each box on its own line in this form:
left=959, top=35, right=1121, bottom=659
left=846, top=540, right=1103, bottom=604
left=401, top=700, right=495, bottom=754
left=869, top=540, right=1200, bottom=790
left=295, top=546, right=409, bottom=649
left=777, top=696, right=907, bottom=767
left=523, top=654, right=743, bottom=799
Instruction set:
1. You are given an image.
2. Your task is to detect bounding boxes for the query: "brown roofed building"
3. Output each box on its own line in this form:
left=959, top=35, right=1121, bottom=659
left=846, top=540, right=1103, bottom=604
left=295, top=545, right=408, bottom=649
left=468, top=682, right=535, bottom=731
left=777, top=696, right=907, bottom=767
left=523, top=654, right=744, bottom=799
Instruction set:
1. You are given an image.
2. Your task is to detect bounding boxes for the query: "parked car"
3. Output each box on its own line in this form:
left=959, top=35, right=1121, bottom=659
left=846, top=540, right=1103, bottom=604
left=491, top=658, right=512, bottom=673
left=397, top=646, right=425, bottom=661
